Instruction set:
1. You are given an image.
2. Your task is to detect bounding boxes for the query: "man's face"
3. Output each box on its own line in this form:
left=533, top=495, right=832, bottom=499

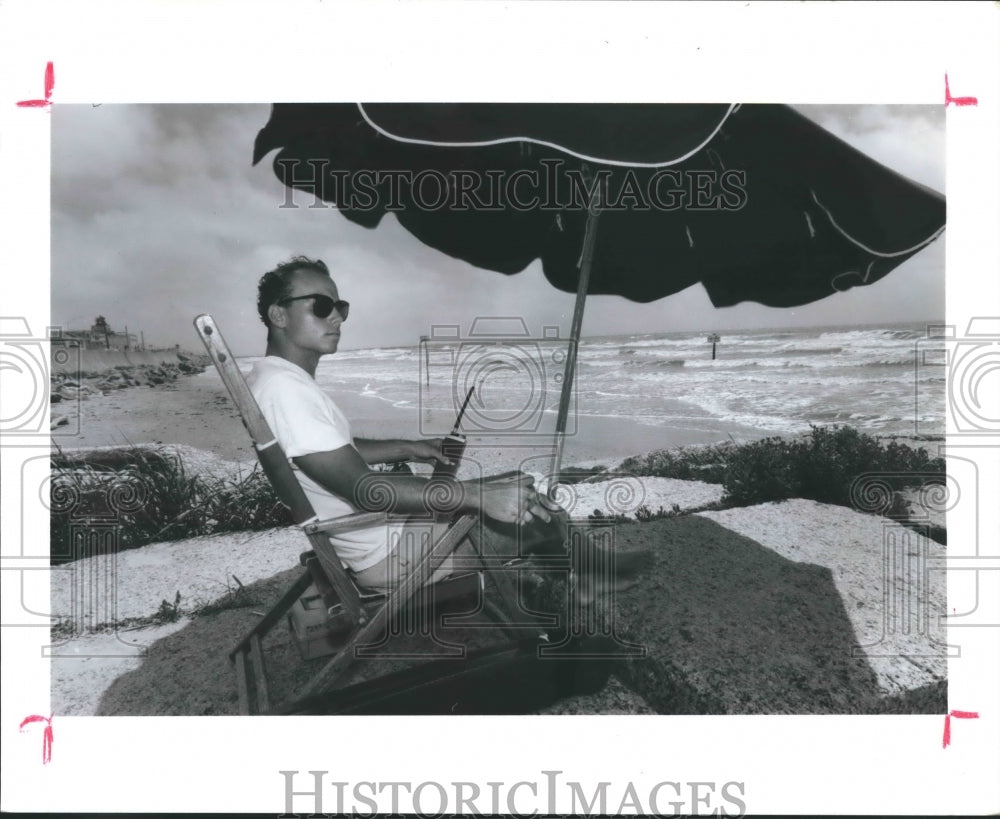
left=276, top=268, right=344, bottom=356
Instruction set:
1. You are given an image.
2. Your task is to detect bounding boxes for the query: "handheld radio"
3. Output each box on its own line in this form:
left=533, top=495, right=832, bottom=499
left=431, top=385, right=474, bottom=479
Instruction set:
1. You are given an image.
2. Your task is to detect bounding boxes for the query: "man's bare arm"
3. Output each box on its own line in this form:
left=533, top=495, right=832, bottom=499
left=353, top=437, right=449, bottom=466
left=293, top=445, right=548, bottom=524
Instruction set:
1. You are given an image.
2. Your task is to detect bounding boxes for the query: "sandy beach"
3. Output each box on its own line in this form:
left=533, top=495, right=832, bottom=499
left=55, top=363, right=784, bottom=475
left=48, top=369, right=948, bottom=716
left=54, top=369, right=257, bottom=464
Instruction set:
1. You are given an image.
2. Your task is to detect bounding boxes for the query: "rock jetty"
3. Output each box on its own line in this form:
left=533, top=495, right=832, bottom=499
left=50, top=353, right=211, bottom=429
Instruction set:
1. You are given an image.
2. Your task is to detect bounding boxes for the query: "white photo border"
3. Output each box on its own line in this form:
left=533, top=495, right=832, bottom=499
left=1, top=1, right=998, bottom=815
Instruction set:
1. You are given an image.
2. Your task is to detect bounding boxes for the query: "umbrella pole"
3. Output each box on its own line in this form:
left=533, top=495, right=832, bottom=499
left=550, top=195, right=601, bottom=488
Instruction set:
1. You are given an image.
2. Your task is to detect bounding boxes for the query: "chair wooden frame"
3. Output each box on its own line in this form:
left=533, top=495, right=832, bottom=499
left=194, top=314, right=537, bottom=714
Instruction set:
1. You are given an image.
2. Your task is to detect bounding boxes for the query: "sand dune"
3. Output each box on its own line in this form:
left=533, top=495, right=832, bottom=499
left=50, top=472, right=945, bottom=716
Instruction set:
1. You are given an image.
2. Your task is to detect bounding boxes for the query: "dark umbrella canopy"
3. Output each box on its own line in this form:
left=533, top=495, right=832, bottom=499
left=252, top=103, right=945, bottom=308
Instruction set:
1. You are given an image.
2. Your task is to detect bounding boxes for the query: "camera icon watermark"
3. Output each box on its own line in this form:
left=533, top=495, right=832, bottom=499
left=342, top=450, right=648, bottom=660
left=914, top=318, right=1000, bottom=436
left=0, top=317, right=82, bottom=442
left=1, top=453, right=148, bottom=656
left=850, top=519, right=957, bottom=660
left=848, top=451, right=1000, bottom=665
left=933, top=446, right=1000, bottom=632
left=850, top=472, right=956, bottom=659
left=418, top=317, right=575, bottom=438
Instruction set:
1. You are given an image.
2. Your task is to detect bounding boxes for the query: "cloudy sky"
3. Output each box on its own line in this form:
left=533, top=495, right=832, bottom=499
left=51, top=103, right=944, bottom=356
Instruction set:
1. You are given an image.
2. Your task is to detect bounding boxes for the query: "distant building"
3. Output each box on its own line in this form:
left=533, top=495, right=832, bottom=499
left=50, top=316, right=138, bottom=350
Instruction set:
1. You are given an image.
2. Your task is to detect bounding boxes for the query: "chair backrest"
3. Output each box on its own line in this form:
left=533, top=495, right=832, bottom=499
left=194, top=313, right=367, bottom=623
left=193, top=314, right=319, bottom=525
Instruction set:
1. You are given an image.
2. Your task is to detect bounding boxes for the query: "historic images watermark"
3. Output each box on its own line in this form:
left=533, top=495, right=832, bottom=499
left=278, top=769, right=748, bottom=817
left=275, top=158, right=749, bottom=213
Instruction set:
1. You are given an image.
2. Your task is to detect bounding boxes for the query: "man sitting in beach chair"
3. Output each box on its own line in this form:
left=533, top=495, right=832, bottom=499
left=247, top=256, right=556, bottom=590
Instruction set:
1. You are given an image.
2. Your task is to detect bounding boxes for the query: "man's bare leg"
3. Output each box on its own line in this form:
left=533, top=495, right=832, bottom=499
left=353, top=519, right=456, bottom=590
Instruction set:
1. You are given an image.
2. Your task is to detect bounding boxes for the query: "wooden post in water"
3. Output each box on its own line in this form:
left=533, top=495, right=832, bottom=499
left=420, top=335, right=429, bottom=386
left=707, top=333, right=721, bottom=361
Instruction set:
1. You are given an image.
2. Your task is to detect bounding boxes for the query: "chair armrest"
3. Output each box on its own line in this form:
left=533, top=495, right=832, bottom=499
left=303, top=511, right=388, bottom=536
left=484, top=470, right=533, bottom=485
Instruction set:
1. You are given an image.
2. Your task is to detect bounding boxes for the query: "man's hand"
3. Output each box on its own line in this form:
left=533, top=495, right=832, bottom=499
left=406, top=438, right=452, bottom=467
left=477, top=478, right=552, bottom=526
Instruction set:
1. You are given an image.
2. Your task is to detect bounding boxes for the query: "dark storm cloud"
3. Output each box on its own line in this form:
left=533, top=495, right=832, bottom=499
left=793, top=104, right=944, bottom=193
left=51, top=103, right=946, bottom=355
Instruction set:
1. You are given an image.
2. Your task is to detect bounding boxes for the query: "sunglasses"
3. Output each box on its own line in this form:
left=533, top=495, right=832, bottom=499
left=277, top=294, right=350, bottom=321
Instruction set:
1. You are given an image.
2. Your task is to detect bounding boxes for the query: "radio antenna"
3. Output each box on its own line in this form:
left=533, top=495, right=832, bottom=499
left=451, top=385, right=476, bottom=435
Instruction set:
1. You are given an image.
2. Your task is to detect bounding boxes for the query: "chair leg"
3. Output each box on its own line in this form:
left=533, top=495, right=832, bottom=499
left=230, top=568, right=313, bottom=659
left=234, top=652, right=251, bottom=715
left=230, top=568, right=313, bottom=715
left=288, top=516, right=477, bottom=706
left=248, top=635, right=271, bottom=714
left=465, top=527, right=554, bottom=637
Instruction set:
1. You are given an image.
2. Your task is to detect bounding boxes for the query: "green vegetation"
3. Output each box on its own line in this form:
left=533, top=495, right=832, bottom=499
left=49, top=447, right=292, bottom=564
left=617, top=444, right=731, bottom=484
left=721, top=426, right=945, bottom=507
left=617, top=425, right=944, bottom=504
left=155, top=591, right=183, bottom=623
left=614, top=426, right=946, bottom=539
left=196, top=574, right=267, bottom=616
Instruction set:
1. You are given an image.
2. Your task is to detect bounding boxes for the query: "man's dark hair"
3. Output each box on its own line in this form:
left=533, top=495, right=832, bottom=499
left=256, top=256, right=331, bottom=329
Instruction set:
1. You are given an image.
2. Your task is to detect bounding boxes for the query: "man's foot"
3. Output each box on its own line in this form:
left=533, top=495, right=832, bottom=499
left=569, top=543, right=651, bottom=606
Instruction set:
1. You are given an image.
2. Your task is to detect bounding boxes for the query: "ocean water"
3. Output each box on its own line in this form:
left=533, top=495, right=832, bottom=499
left=264, top=322, right=945, bottom=444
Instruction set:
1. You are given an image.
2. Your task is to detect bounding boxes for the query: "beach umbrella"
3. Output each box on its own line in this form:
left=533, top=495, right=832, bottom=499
left=252, top=103, right=945, bottom=479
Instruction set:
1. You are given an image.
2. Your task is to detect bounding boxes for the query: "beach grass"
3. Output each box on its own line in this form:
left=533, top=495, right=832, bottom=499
left=50, top=446, right=292, bottom=564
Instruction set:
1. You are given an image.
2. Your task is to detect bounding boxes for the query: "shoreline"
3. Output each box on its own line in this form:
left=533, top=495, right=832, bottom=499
left=53, top=367, right=753, bottom=474
left=52, top=363, right=942, bottom=478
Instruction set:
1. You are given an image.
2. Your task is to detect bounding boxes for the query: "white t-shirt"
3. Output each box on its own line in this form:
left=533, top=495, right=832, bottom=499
left=247, top=355, right=391, bottom=572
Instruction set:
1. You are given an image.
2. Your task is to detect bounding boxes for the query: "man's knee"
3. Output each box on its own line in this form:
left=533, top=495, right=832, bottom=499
left=475, top=511, right=568, bottom=558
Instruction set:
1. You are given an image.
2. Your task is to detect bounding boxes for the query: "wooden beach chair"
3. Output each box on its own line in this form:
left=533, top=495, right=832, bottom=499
left=193, top=314, right=545, bottom=715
